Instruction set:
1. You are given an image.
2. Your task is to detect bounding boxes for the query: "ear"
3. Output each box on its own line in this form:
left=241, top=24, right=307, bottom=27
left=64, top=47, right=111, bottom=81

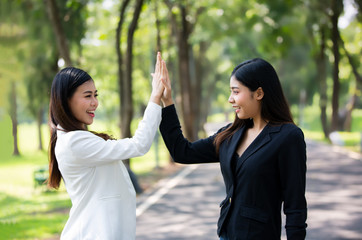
left=255, top=87, right=264, bottom=100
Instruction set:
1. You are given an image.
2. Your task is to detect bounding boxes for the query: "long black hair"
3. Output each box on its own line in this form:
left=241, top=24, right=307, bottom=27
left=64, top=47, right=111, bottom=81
left=214, top=58, right=294, bottom=154
left=48, top=67, right=112, bottom=189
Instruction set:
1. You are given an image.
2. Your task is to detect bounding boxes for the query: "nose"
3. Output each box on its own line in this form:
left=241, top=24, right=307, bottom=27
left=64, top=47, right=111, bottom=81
left=228, top=94, right=234, bottom=103
left=91, top=97, right=98, bottom=107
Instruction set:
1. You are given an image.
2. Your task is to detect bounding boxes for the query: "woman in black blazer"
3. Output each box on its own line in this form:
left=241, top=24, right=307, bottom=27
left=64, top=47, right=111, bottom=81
left=159, top=57, right=307, bottom=240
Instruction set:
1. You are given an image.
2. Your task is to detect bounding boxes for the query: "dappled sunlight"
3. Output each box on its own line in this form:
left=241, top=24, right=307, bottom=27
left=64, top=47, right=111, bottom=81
left=306, top=141, right=362, bottom=239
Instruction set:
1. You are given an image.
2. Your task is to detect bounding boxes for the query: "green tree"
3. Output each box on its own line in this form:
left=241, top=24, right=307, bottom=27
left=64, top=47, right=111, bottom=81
left=116, top=0, right=144, bottom=169
left=18, top=1, right=58, bottom=151
left=0, top=0, right=27, bottom=156
left=304, top=0, right=361, bottom=136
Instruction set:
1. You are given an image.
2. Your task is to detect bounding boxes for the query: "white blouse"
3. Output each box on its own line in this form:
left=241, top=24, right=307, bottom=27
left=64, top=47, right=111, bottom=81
left=56, top=102, right=162, bottom=240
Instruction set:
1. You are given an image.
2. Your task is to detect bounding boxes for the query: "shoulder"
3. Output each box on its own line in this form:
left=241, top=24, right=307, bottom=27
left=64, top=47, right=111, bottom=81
left=269, top=123, right=305, bottom=145
left=281, top=123, right=304, bottom=137
left=270, top=123, right=303, bottom=136
left=57, top=130, right=103, bottom=148
left=278, top=124, right=306, bottom=150
left=60, top=130, right=98, bottom=139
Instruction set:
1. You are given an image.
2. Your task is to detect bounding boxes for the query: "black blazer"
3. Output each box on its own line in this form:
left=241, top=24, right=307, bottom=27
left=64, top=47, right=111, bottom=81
left=160, top=105, right=307, bottom=240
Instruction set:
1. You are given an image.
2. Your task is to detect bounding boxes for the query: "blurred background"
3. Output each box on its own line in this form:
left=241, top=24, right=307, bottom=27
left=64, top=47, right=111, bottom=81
left=0, top=0, right=361, bottom=239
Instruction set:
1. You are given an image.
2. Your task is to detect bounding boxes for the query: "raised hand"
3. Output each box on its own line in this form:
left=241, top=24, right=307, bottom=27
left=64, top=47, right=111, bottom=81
left=150, top=52, right=165, bottom=105
left=160, top=58, right=173, bottom=107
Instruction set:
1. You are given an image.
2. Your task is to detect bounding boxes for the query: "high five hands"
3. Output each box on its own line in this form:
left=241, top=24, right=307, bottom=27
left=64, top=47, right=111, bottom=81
left=151, top=52, right=173, bottom=107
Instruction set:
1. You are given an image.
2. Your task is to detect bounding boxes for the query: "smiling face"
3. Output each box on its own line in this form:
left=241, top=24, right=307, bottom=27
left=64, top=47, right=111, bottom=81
left=228, top=76, right=263, bottom=120
left=68, top=80, right=98, bottom=127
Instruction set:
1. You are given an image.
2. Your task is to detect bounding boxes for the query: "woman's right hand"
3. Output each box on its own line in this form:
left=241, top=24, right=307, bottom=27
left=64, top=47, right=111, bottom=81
left=150, top=52, right=165, bottom=105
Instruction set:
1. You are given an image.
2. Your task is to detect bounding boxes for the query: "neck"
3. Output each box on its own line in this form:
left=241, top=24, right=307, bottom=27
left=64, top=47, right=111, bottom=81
left=250, top=116, right=268, bottom=132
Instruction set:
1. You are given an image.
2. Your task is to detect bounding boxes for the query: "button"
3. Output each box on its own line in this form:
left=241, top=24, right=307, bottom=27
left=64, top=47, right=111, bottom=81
left=229, top=197, right=232, bottom=204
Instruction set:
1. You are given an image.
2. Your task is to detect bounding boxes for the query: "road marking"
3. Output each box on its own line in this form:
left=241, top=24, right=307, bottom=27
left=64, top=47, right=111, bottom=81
left=136, top=165, right=198, bottom=217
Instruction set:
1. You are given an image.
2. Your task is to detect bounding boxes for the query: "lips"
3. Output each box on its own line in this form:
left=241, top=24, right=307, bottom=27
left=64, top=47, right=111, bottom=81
left=232, top=106, right=240, bottom=113
left=87, top=110, right=95, bottom=117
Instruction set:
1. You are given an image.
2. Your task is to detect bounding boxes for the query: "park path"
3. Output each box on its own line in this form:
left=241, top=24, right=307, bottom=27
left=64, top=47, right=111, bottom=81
left=135, top=140, right=362, bottom=240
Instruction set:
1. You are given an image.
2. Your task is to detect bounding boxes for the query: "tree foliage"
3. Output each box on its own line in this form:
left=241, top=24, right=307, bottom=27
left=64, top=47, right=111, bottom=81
left=1, top=0, right=361, bottom=156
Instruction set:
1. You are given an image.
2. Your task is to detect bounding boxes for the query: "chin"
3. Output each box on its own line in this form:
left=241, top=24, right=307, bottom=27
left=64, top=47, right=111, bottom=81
left=236, top=114, right=245, bottom=119
left=237, top=115, right=251, bottom=120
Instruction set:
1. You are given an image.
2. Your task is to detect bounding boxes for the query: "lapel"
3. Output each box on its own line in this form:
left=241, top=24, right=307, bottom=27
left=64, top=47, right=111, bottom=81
left=221, top=124, right=282, bottom=183
left=223, top=127, right=244, bottom=179
left=238, top=124, right=282, bottom=166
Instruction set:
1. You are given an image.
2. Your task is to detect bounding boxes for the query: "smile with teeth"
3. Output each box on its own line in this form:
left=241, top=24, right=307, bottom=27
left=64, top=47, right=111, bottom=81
left=87, top=110, right=95, bottom=117
left=233, top=106, right=240, bottom=113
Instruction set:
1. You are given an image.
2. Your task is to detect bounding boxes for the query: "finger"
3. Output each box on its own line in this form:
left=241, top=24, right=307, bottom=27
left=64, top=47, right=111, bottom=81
left=157, top=52, right=162, bottom=73
left=160, top=60, right=165, bottom=78
left=161, top=62, right=170, bottom=89
left=163, top=61, right=170, bottom=87
left=155, top=52, right=161, bottom=75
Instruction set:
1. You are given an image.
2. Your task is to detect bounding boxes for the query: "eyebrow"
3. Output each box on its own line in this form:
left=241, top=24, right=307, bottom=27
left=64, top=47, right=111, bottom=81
left=230, top=86, right=239, bottom=90
left=82, top=90, right=98, bottom=94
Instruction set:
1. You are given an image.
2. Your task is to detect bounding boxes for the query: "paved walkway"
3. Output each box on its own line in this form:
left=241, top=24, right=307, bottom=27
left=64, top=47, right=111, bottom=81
left=136, top=163, right=224, bottom=239
left=306, top=141, right=362, bottom=239
left=135, top=140, right=362, bottom=240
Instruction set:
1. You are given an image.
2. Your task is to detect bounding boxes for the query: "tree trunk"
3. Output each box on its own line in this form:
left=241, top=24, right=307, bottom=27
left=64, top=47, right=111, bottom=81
left=10, top=82, right=20, bottom=156
left=316, top=26, right=330, bottom=139
left=330, top=0, right=342, bottom=131
left=116, top=0, right=131, bottom=165
left=44, top=0, right=72, bottom=66
left=194, top=41, right=210, bottom=137
left=177, top=33, right=195, bottom=140
left=115, top=0, right=144, bottom=193
left=37, top=107, right=44, bottom=151
left=164, top=0, right=205, bottom=141
left=120, top=0, right=144, bottom=167
left=338, top=31, right=361, bottom=131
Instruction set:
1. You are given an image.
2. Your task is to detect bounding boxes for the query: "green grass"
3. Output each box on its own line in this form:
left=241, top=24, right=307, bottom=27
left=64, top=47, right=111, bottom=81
left=0, top=148, right=70, bottom=239
left=0, top=191, right=70, bottom=239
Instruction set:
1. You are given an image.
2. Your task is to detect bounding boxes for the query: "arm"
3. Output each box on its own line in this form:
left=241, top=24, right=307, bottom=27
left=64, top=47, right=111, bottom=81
left=66, top=101, right=161, bottom=166
left=160, top=104, right=219, bottom=164
left=278, top=127, right=307, bottom=239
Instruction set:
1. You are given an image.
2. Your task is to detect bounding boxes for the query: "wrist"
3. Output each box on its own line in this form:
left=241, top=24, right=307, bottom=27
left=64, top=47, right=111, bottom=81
left=150, top=93, right=162, bottom=106
left=161, top=98, right=174, bottom=107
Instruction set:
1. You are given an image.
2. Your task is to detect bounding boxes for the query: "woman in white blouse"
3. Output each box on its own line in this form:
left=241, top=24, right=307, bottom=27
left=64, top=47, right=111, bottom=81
left=47, top=53, right=167, bottom=240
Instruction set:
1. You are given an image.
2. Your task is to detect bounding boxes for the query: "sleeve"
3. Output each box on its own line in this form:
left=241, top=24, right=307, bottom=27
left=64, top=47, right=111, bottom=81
left=278, top=127, right=307, bottom=240
left=159, top=104, right=220, bottom=164
left=67, top=101, right=162, bottom=166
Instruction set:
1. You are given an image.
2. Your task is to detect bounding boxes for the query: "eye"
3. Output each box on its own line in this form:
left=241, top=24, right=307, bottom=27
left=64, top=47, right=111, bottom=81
left=85, top=95, right=91, bottom=98
left=95, top=94, right=98, bottom=98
